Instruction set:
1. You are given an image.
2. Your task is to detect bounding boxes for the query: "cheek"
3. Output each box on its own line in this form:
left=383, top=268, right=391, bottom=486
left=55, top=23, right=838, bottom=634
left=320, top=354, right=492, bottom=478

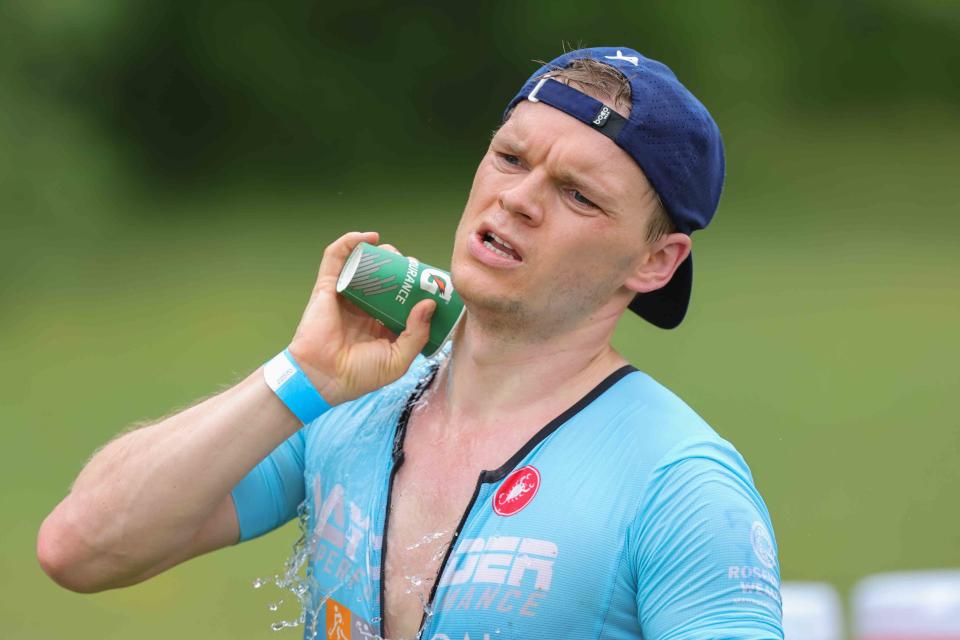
left=469, top=156, right=496, bottom=189
left=456, top=162, right=493, bottom=233
left=549, top=227, right=638, bottom=279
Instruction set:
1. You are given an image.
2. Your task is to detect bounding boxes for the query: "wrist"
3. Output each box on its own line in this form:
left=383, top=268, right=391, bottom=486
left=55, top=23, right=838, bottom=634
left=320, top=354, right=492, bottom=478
left=285, top=343, right=351, bottom=407
left=262, top=349, right=332, bottom=425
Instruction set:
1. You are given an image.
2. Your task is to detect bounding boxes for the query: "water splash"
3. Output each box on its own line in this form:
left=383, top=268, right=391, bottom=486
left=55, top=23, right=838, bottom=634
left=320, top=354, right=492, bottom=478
left=248, top=345, right=457, bottom=639
left=404, top=530, right=450, bottom=552
left=246, top=499, right=348, bottom=637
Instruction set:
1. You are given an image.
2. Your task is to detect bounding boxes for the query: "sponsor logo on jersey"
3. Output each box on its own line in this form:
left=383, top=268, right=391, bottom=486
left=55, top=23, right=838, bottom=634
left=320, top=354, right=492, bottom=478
left=750, top=521, right=776, bottom=569
left=324, top=597, right=380, bottom=640
left=493, top=466, right=540, bottom=516
left=435, top=535, right=558, bottom=620
left=326, top=598, right=352, bottom=640
left=310, top=475, right=378, bottom=602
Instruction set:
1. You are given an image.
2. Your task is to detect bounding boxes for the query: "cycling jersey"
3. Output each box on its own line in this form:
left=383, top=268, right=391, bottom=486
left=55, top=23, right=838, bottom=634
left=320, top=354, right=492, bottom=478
left=231, top=355, right=783, bottom=639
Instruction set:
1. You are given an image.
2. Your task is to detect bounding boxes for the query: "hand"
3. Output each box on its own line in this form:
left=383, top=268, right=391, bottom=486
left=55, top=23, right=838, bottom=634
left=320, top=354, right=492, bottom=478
left=287, top=231, right=437, bottom=406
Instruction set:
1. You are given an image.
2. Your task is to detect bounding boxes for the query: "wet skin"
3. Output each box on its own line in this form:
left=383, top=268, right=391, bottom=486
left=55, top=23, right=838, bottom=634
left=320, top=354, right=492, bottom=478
left=381, top=99, right=680, bottom=639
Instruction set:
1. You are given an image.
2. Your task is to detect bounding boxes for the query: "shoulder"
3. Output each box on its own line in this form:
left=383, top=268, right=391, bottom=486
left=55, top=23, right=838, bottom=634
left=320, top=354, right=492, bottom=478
left=595, top=368, right=751, bottom=481
left=303, top=354, right=437, bottom=445
left=614, top=373, right=782, bottom=635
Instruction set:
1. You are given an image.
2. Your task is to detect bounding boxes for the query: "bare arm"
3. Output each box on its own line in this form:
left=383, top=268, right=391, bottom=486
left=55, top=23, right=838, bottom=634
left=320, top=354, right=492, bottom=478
left=36, top=232, right=436, bottom=593
left=36, top=368, right=300, bottom=592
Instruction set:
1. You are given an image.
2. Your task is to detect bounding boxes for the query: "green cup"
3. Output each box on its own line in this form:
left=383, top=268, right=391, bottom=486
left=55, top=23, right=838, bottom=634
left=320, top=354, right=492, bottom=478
left=336, top=242, right=466, bottom=357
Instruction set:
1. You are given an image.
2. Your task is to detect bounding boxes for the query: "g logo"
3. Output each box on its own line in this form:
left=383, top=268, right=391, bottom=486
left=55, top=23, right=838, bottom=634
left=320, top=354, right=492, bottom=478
left=419, top=268, right=453, bottom=302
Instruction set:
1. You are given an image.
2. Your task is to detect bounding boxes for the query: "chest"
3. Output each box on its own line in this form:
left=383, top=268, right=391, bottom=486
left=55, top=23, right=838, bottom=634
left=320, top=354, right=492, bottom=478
left=302, top=400, right=647, bottom=640
left=391, top=412, right=525, bottom=525
left=382, top=408, right=536, bottom=638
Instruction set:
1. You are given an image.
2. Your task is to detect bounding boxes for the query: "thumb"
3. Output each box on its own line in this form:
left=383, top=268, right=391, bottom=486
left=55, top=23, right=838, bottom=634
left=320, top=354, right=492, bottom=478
left=392, top=299, right=437, bottom=364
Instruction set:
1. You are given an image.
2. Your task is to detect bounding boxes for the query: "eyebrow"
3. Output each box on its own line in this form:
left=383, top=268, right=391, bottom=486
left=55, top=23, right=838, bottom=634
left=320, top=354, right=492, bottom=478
left=554, top=166, right=616, bottom=210
left=492, top=131, right=617, bottom=210
left=493, top=132, right=525, bottom=155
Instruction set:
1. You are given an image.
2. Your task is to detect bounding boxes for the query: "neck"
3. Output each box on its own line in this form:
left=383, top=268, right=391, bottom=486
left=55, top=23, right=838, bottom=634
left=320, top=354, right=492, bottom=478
left=427, top=306, right=629, bottom=430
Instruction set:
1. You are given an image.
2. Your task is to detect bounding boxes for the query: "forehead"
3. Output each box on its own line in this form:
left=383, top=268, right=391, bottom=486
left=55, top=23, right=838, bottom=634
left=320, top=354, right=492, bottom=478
left=494, top=101, right=655, bottom=203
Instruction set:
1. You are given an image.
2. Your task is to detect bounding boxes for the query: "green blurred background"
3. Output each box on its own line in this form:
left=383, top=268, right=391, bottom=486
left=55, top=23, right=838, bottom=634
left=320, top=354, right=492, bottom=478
left=2, top=1, right=958, bottom=637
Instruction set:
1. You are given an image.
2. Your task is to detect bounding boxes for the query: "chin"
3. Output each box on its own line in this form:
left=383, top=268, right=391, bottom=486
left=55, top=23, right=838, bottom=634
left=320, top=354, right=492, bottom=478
left=455, top=280, right=526, bottom=320
left=471, top=295, right=524, bottom=317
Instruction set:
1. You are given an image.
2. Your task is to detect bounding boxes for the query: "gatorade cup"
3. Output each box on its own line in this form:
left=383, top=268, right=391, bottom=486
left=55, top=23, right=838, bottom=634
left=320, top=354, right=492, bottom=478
left=336, top=242, right=466, bottom=357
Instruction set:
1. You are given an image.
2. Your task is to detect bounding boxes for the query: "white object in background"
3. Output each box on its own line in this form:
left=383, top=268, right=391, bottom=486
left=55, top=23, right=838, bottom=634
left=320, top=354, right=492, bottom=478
left=782, top=582, right=844, bottom=640
left=853, top=570, right=960, bottom=639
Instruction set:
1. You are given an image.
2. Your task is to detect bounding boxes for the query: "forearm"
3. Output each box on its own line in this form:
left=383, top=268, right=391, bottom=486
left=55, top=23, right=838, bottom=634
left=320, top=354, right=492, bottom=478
left=37, top=231, right=435, bottom=593
left=38, top=366, right=301, bottom=591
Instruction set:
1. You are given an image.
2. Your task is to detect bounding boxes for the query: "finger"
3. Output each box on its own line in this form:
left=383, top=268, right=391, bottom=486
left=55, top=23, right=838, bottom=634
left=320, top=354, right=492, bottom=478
left=317, top=231, right=380, bottom=281
left=378, top=243, right=401, bottom=255
left=392, top=299, right=437, bottom=366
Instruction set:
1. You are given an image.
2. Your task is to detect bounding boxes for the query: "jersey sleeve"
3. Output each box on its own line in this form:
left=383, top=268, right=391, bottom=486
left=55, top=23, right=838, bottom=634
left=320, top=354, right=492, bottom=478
left=230, top=429, right=307, bottom=542
left=631, top=440, right=783, bottom=639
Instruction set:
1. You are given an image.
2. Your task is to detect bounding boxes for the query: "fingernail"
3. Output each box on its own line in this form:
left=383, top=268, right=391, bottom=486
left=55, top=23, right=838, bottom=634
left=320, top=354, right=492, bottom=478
left=423, top=305, right=435, bottom=322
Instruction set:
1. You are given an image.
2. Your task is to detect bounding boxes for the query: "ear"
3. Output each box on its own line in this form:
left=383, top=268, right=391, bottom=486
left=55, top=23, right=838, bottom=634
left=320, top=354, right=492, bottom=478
left=624, top=233, right=692, bottom=294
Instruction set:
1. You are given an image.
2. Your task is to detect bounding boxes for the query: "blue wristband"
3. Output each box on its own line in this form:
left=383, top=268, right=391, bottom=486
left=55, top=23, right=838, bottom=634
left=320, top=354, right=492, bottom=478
left=263, top=348, right=331, bottom=424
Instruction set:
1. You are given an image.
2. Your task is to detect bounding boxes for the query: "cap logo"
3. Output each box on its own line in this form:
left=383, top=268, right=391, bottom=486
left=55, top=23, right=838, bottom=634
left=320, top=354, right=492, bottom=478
left=493, top=466, right=541, bottom=516
left=592, top=106, right=611, bottom=127
left=604, top=50, right=639, bottom=66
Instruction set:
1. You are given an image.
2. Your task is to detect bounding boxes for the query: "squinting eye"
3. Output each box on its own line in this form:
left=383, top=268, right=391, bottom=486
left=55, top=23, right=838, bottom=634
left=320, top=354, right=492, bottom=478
left=500, top=153, right=521, bottom=166
left=572, top=190, right=597, bottom=208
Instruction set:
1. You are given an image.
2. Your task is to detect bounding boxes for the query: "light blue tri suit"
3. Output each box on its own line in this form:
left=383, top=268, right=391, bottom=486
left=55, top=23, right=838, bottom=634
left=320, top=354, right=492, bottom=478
left=231, top=354, right=783, bottom=639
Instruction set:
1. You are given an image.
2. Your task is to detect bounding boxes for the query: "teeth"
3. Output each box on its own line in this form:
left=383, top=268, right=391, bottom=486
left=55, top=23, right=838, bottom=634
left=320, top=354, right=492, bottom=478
left=483, top=239, right=516, bottom=260
left=488, top=231, right=514, bottom=250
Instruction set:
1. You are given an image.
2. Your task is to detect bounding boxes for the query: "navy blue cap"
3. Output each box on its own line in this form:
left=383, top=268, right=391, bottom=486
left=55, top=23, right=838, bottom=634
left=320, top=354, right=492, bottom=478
left=503, top=47, right=724, bottom=329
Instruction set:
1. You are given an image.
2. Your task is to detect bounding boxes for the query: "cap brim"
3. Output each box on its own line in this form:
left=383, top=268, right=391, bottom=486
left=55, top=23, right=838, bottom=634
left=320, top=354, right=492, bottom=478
left=628, top=253, right=692, bottom=329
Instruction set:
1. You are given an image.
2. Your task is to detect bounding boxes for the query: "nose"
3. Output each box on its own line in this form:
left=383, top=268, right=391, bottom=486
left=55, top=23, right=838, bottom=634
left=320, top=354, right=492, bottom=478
left=498, top=169, right=546, bottom=226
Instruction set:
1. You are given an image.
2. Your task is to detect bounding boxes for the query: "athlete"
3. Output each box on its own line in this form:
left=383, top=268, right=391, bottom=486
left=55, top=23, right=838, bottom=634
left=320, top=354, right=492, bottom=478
left=37, top=47, right=783, bottom=639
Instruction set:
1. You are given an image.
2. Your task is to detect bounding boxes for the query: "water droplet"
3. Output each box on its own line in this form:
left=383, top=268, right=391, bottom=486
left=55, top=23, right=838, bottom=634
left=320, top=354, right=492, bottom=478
left=246, top=367, right=455, bottom=636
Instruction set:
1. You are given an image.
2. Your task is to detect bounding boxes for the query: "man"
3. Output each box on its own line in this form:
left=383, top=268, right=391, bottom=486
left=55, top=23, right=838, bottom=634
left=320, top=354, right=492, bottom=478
left=38, top=47, right=783, bottom=639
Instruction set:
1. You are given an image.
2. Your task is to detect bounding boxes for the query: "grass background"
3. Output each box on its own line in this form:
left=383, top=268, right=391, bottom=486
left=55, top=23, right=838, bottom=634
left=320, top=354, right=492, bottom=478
left=2, top=105, right=959, bottom=638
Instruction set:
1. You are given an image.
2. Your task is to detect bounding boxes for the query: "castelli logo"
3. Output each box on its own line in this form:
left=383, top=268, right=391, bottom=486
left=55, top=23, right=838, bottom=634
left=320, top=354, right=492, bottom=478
left=493, top=466, right=541, bottom=516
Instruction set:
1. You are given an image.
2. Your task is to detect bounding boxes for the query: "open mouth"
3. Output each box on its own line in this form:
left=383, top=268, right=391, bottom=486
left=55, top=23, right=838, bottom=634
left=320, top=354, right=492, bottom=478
left=479, top=230, right=523, bottom=262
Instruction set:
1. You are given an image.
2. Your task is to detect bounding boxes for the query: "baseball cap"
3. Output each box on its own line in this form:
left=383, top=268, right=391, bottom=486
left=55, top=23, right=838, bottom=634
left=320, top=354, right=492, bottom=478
left=503, top=47, right=725, bottom=329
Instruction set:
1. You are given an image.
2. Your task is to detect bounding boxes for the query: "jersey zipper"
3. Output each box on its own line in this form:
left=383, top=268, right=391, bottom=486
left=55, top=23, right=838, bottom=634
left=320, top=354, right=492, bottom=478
left=380, top=363, right=637, bottom=638
left=378, top=441, right=405, bottom=639
left=379, top=453, right=486, bottom=640
left=377, top=366, right=488, bottom=640
left=379, top=366, right=440, bottom=639
left=416, top=471, right=489, bottom=637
